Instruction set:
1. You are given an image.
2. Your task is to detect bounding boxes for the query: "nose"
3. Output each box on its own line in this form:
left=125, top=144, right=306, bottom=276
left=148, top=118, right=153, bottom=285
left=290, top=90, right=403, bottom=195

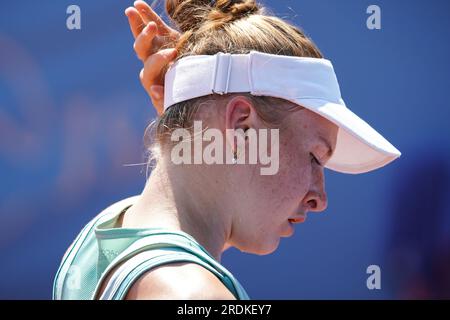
left=303, top=190, right=328, bottom=212
left=302, top=170, right=328, bottom=213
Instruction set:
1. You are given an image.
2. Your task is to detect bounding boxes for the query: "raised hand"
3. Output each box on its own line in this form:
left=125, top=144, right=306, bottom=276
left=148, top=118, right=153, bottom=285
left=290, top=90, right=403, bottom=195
left=125, top=1, right=180, bottom=115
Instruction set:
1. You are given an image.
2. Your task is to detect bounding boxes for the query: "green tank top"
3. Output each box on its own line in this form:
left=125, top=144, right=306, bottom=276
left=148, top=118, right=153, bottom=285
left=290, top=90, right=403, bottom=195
left=53, top=196, right=250, bottom=300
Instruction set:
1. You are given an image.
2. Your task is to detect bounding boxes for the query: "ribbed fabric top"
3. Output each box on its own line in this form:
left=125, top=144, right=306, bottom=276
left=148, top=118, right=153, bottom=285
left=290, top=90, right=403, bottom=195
left=53, top=196, right=249, bottom=300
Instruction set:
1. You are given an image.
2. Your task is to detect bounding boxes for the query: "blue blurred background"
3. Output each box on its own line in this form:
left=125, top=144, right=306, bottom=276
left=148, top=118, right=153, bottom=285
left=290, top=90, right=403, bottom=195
left=1, top=0, right=449, bottom=299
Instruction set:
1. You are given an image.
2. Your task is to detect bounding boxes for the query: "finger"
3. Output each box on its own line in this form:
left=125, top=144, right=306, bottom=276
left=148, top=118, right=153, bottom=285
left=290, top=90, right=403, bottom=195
left=134, top=0, right=175, bottom=37
left=125, top=7, right=145, bottom=39
left=150, top=85, right=165, bottom=115
left=140, top=48, right=178, bottom=90
left=134, top=22, right=158, bottom=61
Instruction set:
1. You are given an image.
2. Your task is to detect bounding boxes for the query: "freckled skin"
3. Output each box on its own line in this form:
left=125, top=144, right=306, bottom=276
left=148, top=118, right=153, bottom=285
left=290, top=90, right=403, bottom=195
left=227, top=108, right=338, bottom=255
left=123, top=102, right=338, bottom=260
left=113, top=102, right=340, bottom=300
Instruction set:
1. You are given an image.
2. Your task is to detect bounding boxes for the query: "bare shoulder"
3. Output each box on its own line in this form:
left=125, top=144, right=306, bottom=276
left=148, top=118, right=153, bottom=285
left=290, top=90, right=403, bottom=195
left=125, top=262, right=237, bottom=300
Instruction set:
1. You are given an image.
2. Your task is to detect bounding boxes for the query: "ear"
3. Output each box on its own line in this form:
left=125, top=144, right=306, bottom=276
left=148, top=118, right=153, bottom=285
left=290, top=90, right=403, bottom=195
left=225, top=95, right=258, bottom=131
left=224, top=95, right=258, bottom=155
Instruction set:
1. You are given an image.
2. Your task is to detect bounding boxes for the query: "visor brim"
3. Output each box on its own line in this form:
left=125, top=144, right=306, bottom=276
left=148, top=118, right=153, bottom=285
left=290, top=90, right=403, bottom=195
left=295, top=98, right=401, bottom=174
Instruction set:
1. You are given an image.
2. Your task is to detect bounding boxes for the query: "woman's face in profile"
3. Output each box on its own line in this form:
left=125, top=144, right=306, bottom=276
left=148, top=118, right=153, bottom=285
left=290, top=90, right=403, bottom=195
left=230, top=107, right=339, bottom=255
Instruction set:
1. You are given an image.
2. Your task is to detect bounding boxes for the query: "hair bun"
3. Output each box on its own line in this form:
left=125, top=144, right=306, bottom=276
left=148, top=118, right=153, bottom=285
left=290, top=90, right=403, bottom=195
left=166, top=0, right=260, bottom=33
left=166, top=0, right=212, bottom=33
left=212, top=0, right=260, bottom=20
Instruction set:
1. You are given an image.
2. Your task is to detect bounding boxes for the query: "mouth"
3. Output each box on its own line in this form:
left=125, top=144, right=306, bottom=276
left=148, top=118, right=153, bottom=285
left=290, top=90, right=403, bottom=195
left=288, top=216, right=306, bottom=224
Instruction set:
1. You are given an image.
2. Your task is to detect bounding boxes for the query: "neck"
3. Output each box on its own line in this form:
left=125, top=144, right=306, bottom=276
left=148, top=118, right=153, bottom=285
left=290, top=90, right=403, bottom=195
left=123, top=158, right=232, bottom=262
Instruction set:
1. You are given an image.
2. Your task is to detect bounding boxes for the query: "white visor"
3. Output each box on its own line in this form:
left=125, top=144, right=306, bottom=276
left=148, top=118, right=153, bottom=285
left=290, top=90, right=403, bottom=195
left=163, top=51, right=401, bottom=174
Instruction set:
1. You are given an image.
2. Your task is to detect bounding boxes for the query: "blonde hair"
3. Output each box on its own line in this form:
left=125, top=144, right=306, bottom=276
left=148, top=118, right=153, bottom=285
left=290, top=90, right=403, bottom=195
left=145, top=0, right=323, bottom=166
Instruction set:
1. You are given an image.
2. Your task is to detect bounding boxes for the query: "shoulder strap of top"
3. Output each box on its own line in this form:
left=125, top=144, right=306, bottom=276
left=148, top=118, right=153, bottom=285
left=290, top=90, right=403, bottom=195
left=53, top=196, right=140, bottom=300
left=98, top=249, right=235, bottom=299
left=92, top=232, right=249, bottom=300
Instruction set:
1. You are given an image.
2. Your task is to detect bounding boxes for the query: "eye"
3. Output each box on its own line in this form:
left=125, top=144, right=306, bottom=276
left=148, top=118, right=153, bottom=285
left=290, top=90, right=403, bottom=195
left=310, top=153, right=322, bottom=166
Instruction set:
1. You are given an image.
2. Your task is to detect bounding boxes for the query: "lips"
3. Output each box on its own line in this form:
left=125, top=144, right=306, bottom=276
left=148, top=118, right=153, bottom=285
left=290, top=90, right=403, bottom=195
left=288, top=216, right=306, bottom=224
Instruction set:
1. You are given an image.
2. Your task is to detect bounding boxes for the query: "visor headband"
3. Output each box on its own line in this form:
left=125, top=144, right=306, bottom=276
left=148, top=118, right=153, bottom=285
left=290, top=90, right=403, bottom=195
left=164, top=51, right=344, bottom=111
left=163, top=50, right=401, bottom=174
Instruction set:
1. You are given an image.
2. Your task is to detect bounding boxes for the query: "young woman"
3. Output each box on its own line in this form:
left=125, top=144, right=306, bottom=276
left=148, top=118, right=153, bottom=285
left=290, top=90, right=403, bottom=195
left=53, top=0, right=401, bottom=300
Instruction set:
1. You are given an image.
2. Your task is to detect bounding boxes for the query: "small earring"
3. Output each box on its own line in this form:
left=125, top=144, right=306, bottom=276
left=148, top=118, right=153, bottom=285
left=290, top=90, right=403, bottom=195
left=232, top=151, right=238, bottom=164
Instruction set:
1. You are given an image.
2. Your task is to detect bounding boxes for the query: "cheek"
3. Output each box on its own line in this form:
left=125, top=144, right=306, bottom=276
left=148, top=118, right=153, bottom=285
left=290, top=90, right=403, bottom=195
left=237, top=134, right=312, bottom=228
left=277, top=137, right=312, bottom=197
left=232, top=143, right=313, bottom=252
left=257, top=138, right=312, bottom=218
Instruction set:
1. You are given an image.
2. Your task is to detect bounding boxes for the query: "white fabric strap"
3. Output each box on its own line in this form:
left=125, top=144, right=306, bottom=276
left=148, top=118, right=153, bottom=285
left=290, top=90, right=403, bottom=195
left=164, top=51, right=341, bottom=111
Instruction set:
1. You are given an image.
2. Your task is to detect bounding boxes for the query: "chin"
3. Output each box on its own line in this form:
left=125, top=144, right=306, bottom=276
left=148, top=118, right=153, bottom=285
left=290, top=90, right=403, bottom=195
left=238, top=236, right=280, bottom=256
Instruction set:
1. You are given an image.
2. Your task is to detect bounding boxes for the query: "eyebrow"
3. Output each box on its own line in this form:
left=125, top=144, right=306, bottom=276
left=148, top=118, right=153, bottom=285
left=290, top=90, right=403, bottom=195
left=318, top=135, right=334, bottom=159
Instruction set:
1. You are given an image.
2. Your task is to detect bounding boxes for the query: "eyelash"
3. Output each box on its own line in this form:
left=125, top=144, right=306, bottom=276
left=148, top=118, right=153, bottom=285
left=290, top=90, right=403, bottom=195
left=310, top=153, right=322, bottom=166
